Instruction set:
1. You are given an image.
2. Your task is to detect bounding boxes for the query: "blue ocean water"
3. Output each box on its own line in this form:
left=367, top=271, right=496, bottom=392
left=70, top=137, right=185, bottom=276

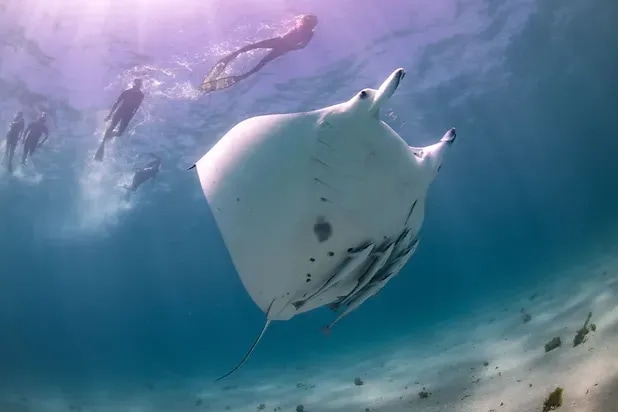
left=1, top=0, right=617, bottom=409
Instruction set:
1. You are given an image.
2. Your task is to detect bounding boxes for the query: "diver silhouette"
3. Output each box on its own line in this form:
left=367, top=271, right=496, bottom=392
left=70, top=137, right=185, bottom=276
left=199, top=15, right=318, bottom=93
left=95, top=78, right=144, bottom=161
left=21, top=112, right=49, bottom=167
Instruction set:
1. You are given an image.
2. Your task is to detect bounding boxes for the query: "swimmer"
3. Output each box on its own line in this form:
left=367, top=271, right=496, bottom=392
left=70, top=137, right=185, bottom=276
left=21, top=112, right=49, bottom=167
left=5, top=111, right=24, bottom=173
left=199, top=14, right=318, bottom=92
left=95, top=78, right=144, bottom=161
left=124, top=153, right=161, bottom=200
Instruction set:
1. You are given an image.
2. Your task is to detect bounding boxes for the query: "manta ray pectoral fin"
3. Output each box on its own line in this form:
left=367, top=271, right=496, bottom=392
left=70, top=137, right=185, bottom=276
left=214, top=299, right=276, bottom=381
left=439, top=127, right=456, bottom=143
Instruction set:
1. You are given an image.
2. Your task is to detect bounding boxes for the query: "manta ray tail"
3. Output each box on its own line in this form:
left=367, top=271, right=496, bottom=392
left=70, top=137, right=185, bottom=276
left=215, top=319, right=271, bottom=382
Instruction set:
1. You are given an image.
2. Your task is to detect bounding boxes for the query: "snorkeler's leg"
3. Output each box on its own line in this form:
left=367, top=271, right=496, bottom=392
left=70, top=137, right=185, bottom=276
left=235, top=49, right=285, bottom=80
left=219, top=37, right=283, bottom=64
left=203, top=37, right=283, bottom=86
left=97, top=116, right=118, bottom=161
left=231, top=37, right=284, bottom=57
left=104, top=113, right=122, bottom=140
left=7, top=143, right=15, bottom=172
left=115, top=114, right=132, bottom=137
left=200, top=45, right=285, bottom=92
left=21, top=141, right=31, bottom=165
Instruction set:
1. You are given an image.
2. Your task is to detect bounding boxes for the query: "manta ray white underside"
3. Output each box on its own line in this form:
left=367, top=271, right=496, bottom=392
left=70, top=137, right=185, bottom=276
left=191, top=68, right=458, bottom=380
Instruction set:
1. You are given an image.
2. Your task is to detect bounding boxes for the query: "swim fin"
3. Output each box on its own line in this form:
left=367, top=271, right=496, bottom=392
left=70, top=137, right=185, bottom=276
left=199, top=57, right=232, bottom=91
left=94, top=142, right=104, bottom=161
left=202, top=60, right=227, bottom=81
left=200, top=75, right=240, bottom=93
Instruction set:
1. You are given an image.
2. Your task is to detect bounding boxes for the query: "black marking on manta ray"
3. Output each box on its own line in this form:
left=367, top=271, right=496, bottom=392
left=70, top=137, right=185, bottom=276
left=313, top=216, right=332, bottom=243
left=312, top=157, right=333, bottom=169
left=312, top=177, right=337, bottom=192
left=317, top=138, right=337, bottom=152
left=187, top=164, right=196, bottom=170
left=404, top=200, right=418, bottom=225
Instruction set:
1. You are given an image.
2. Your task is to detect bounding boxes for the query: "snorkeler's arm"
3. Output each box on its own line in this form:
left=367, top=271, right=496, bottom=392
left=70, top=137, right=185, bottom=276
left=106, top=90, right=128, bottom=120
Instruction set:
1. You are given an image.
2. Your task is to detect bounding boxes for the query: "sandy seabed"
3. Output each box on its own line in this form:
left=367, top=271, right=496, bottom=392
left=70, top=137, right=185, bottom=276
left=2, top=252, right=618, bottom=412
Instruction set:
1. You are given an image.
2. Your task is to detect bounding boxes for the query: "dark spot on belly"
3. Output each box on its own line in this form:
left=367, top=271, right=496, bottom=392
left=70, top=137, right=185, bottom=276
left=328, top=251, right=334, bottom=257
left=313, top=216, right=332, bottom=242
left=309, top=257, right=315, bottom=262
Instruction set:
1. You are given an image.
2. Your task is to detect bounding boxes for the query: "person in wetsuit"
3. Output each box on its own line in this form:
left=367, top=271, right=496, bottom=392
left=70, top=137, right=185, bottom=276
left=124, top=153, right=161, bottom=200
left=199, top=14, right=318, bottom=92
left=95, top=78, right=144, bottom=161
left=21, top=112, right=49, bottom=167
left=5, top=111, right=24, bottom=173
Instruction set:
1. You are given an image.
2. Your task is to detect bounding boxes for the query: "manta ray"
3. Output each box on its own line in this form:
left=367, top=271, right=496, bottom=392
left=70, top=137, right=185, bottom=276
left=190, top=68, right=458, bottom=380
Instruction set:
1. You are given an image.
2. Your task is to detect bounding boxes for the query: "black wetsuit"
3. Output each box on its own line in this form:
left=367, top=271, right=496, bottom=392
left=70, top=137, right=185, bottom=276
left=105, top=87, right=144, bottom=139
left=22, top=119, right=48, bottom=165
left=5, top=117, right=24, bottom=172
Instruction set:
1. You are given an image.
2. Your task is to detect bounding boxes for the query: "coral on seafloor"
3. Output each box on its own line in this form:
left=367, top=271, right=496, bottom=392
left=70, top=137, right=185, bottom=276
left=542, top=387, right=563, bottom=412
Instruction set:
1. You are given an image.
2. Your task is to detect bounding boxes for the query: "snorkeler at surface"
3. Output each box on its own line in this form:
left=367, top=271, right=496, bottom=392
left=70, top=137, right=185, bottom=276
left=21, top=112, right=49, bottom=167
left=5, top=111, right=24, bottom=173
left=199, top=14, right=318, bottom=93
left=124, top=153, right=161, bottom=200
left=95, top=78, right=144, bottom=161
